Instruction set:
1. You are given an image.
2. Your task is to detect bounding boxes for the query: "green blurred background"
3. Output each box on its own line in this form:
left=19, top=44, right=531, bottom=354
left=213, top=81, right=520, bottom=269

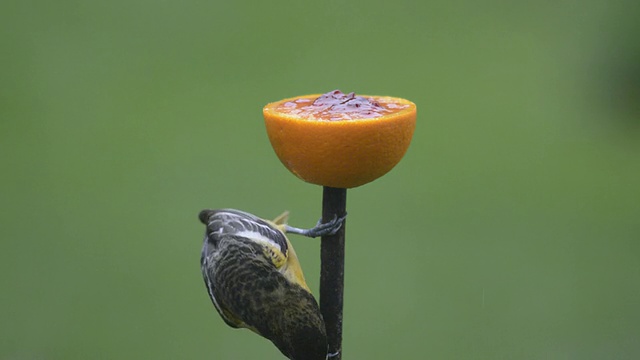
left=2, top=0, right=639, bottom=359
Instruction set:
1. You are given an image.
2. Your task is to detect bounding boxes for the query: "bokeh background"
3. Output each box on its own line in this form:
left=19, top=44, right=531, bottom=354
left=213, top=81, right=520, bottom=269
left=2, top=0, right=639, bottom=359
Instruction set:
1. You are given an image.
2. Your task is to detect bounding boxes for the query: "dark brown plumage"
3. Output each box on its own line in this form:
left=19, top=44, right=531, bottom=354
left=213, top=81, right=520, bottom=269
left=200, top=209, right=327, bottom=360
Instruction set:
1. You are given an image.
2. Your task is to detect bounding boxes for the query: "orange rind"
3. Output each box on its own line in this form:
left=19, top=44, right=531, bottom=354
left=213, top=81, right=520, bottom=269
left=263, top=91, right=417, bottom=188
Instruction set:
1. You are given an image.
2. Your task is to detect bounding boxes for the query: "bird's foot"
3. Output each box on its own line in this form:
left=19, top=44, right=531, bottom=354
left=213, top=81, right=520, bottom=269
left=284, top=213, right=346, bottom=238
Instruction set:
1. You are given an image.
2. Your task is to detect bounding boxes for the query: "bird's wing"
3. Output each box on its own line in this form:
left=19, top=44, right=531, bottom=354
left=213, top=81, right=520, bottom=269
left=200, top=237, right=244, bottom=329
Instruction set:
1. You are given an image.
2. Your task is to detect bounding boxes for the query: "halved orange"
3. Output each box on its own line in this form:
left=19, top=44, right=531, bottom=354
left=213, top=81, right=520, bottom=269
left=263, top=91, right=417, bottom=188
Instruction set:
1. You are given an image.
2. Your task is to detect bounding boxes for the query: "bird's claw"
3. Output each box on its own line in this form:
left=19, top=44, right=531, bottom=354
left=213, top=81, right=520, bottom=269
left=311, top=214, right=346, bottom=237
left=285, top=213, right=347, bottom=238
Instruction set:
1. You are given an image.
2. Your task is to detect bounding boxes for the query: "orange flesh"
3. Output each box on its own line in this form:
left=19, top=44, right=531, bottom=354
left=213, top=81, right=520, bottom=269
left=276, top=90, right=410, bottom=121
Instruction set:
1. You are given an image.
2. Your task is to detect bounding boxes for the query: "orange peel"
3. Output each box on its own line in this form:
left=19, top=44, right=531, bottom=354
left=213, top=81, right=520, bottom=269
left=263, top=92, right=417, bottom=188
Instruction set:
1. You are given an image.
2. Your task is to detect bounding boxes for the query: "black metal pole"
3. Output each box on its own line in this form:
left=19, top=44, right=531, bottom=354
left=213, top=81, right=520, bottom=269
left=320, top=186, right=347, bottom=360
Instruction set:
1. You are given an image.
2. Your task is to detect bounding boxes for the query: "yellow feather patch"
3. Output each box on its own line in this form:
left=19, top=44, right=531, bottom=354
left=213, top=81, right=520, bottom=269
left=279, top=237, right=311, bottom=292
left=266, top=212, right=311, bottom=293
left=262, top=244, right=287, bottom=269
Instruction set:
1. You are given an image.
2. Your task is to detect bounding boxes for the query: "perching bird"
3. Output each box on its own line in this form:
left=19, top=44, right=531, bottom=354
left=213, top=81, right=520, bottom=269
left=199, top=209, right=344, bottom=360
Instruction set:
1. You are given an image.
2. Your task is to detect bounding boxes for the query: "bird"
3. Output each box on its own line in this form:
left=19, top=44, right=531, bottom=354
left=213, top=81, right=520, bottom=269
left=199, top=208, right=344, bottom=360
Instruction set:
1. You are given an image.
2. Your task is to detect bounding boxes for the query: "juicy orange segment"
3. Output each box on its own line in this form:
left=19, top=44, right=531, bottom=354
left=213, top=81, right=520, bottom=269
left=263, top=90, right=417, bottom=188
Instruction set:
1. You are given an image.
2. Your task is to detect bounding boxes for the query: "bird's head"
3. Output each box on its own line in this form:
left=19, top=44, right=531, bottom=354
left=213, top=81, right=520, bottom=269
left=200, top=209, right=311, bottom=291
